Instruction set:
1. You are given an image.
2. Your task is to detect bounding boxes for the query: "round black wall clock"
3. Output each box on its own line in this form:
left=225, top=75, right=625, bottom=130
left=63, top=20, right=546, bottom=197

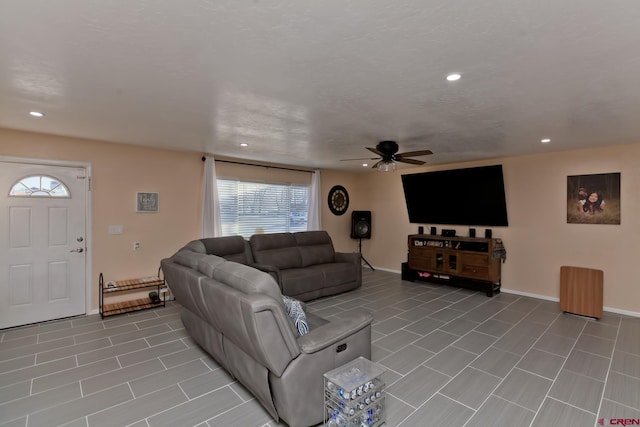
left=328, top=185, right=349, bottom=216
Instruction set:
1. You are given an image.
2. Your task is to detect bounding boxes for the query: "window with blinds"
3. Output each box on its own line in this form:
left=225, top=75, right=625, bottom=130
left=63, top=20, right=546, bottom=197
left=217, top=178, right=309, bottom=238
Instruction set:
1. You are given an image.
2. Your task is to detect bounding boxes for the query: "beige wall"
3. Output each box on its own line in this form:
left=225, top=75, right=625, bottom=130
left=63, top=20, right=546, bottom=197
left=2, top=127, right=639, bottom=315
left=335, top=145, right=640, bottom=315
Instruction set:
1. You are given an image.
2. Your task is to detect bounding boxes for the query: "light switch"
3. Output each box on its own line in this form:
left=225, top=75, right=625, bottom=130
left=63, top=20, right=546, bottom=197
left=108, top=225, right=124, bottom=235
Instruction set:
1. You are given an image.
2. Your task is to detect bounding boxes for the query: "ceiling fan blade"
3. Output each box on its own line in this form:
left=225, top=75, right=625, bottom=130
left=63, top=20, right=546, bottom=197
left=396, top=158, right=426, bottom=165
left=340, top=157, right=380, bottom=161
left=396, top=149, right=433, bottom=157
left=366, top=147, right=385, bottom=156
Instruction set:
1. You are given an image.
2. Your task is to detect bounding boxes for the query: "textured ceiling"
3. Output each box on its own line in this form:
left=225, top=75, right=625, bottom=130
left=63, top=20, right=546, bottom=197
left=1, top=1, right=639, bottom=171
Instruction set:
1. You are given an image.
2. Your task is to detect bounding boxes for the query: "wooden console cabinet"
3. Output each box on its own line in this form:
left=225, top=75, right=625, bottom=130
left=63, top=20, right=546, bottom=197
left=403, top=234, right=504, bottom=296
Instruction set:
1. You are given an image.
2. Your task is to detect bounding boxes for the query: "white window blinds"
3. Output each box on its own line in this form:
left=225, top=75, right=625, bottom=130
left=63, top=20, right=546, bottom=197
left=217, top=178, right=309, bottom=238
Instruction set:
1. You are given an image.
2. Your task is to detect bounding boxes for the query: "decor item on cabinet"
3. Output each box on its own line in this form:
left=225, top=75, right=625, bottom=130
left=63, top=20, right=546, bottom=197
left=418, top=226, right=424, bottom=234
left=430, top=226, right=437, bottom=235
left=328, top=185, right=349, bottom=215
left=136, top=192, right=159, bottom=212
left=492, top=239, right=507, bottom=262
left=567, top=172, right=620, bottom=225
left=469, top=228, right=476, bottom=238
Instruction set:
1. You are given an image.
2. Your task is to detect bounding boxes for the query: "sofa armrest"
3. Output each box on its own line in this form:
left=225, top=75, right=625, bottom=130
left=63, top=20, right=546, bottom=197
left=250, top=263, right=282, bottom=288
left=335, top=251, right=362, bottom=287
left=335, top=252, right=362, bottom=270
left=335, top=251, right=359, bottom=265
left=296, top=309, right=372, bottom=354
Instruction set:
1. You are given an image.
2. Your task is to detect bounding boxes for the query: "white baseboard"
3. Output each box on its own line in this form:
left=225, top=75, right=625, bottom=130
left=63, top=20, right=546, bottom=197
left=369, top=266, right=401, bottom=274
left=601, top=306, right=640, bottom=318
left=500, top=288, right=559, bottom=302
left=490, top=288, right=640, bottom=318
left=376, top=268, right=640, bottom=318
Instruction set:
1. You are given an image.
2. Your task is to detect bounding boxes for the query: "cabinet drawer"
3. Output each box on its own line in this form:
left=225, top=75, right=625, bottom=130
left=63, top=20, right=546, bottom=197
left=408, top=256, right=431, bottom=270
left=461, top=265, right=489, bottom=279
left=462, top=253, right=488, bottom=266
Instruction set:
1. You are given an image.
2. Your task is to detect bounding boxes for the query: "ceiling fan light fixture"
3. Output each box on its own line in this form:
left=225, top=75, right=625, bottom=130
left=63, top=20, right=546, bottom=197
left=377, top=161, right=397, bottom=172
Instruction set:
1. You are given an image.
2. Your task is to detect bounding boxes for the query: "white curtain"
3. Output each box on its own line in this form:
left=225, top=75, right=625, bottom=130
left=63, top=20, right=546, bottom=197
left=307, top=170, right=322, bottom=230
left=201, top=156, right=222, bottom=237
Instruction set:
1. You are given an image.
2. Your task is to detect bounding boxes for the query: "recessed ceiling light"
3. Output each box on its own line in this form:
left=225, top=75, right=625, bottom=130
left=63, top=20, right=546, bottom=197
left=29, top=111, right=45, bottom=117
left=240, top=143, right=248, bottom=147
left=362, top=163, right=368, bottom=167
left=541, top=138, right=551, bottom=143
left=446, top=73, right=461, bottom=82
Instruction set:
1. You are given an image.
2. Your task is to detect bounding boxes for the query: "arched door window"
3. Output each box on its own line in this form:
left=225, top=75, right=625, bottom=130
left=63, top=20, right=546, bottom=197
left=9, top=175, right=70, bottom=197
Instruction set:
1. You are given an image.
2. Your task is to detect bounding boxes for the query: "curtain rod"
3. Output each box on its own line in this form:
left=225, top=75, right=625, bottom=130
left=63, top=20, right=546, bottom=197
left=202, top=156, right=315, bottom=174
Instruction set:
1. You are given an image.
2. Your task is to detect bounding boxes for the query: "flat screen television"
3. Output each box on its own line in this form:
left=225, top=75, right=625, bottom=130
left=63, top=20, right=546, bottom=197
left=401, top=164, right=509, bottom=226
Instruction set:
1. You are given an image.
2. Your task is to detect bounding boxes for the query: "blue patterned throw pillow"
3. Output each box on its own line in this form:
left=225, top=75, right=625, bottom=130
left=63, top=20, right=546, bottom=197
left=282, top=295, right=310, bottom=336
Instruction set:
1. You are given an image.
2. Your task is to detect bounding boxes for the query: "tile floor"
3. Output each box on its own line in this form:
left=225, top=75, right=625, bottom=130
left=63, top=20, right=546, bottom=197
left=1, top=269, right=639, bottom=426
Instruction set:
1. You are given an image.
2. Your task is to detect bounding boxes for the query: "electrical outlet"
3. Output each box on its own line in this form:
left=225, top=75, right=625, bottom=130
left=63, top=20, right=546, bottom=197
left=133, top=242, right=140, bottom=251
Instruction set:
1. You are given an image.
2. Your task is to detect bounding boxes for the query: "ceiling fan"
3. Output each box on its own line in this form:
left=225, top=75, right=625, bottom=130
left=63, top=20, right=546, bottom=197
left=341, top=140, right=434, bottom=171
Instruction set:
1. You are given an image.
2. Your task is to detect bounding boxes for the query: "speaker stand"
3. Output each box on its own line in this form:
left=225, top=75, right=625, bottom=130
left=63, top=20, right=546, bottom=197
left=358, top=239, right=375, bottom=271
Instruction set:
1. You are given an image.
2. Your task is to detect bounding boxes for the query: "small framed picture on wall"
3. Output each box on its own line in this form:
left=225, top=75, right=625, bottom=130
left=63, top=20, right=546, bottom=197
left=136, top=192, right=159, bottom=213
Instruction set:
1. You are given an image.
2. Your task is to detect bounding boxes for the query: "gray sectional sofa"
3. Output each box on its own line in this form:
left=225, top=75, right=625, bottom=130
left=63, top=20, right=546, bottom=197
left=161, top=250, right=373, bottom=427
left=180, top=231, right=362, bottom=301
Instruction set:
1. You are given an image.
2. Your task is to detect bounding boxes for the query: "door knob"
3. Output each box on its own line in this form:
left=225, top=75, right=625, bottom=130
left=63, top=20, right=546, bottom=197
left=70, top=248, right=84, bottom=253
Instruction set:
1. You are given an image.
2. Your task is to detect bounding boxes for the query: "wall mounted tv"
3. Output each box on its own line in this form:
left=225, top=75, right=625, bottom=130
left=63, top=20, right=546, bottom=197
left=401, top=164, right=509, bottom=226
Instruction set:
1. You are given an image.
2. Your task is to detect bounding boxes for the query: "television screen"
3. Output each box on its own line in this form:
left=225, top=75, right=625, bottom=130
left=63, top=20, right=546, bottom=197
left=401, top=164, right=509, bottom=226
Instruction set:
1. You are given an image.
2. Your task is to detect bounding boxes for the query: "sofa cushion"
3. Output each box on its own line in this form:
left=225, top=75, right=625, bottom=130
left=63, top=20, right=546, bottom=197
left=282, top=296, right=309, bottom=336
left=308, top=263, right=357, bottom=287
left=199, top=236, right=253, bottom=264
left=182, top=240, right=207, bottom=254
left=211, top=260, right=283, bottom=303
left=250, top=233, right=302, bottom=269
left=279, top=268, right=325, bottom=297
left=298, top=244, right=335, bottom=267
left=172, top=249, right=209, bottom=269
left=294, top=230, right=335, bottom=267
left=196, top=254, right=227, bottom=278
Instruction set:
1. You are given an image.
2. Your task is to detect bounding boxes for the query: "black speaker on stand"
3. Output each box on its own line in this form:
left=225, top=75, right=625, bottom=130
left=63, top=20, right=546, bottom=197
left=351, top=211, right=374, bottom=271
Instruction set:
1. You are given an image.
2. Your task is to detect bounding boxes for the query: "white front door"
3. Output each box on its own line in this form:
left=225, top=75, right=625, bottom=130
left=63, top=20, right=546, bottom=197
left=0, top=161, right=87, bottom=329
